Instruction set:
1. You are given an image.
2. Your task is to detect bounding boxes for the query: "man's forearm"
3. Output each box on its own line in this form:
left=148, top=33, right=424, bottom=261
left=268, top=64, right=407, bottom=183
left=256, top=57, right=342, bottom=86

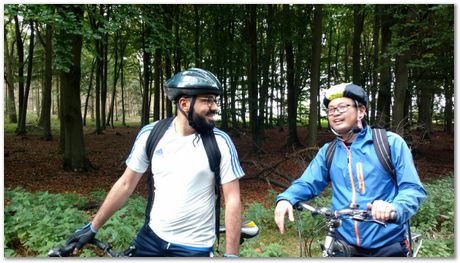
left=224, top=199, right=241, bottom=255
left=222, top=179, right=242, bottom=255
left=91, top=168, right=143, bottom=230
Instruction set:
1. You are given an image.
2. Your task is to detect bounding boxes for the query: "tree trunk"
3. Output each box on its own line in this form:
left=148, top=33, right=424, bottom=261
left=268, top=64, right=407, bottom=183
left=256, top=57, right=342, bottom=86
left=141, top=22, right=151, bottom=126
left=417, top=82, right=433, bottom=140
left=153, top=48, right=162, bottom=122
left=174, top=6, right=182, bottom=74
left=352, top=5, right=364, bottom=86
left=278, top=46, right=285, bottom=129
left=259, top=4, right=274, bottom=139
left=17, top=19, right=35, bottom=136
left=307, top=4, right=323, bottom=147
left=107, top=31, right=120, bottom=128
left=164, top=5, right=174, bottom=117
left=247, top=4, right=260, bottom=152
left=89, top=6, right=103, bottom=134
left=444, top=74, right=454, bottom=135
left=194, top=5, right=201, bottom=68
left=58, top=5, right=92, bottom=171
left=283, top=5, right=300, bottom=147
left=393, top=52, right=409, bottom=134
left=83, top=59, right=95, bottom=126
left=39, top=22, right=53, bottom=140
left=13, top=15, right=25, bottom=134
left=100, top=5, right=110, bottom=130
left=370, top=5, right=380, bottom=125
left=376, top=5, right=393, bottom=128
left=4, top=20, right=18, bottom=123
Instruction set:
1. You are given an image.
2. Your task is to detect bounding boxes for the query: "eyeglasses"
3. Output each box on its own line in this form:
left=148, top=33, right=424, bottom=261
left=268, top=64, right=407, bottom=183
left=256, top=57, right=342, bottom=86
left=326, top=104, right=353, bottom=116
left=198, top=96, right=219, bottom=107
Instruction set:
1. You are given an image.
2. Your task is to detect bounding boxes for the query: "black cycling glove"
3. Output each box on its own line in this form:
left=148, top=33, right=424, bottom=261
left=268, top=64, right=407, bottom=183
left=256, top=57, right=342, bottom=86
left=65, top=223, right=97, bottom=250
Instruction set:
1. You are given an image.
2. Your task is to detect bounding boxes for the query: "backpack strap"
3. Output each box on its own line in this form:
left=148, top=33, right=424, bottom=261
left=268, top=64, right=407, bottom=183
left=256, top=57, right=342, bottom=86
left=371, top=128, right=396, bottom=184
left=200, top=129, right=222, bottom=252
left=143, top=117, right=175, bottom=224
left=325, top=139, right=337, bottom=171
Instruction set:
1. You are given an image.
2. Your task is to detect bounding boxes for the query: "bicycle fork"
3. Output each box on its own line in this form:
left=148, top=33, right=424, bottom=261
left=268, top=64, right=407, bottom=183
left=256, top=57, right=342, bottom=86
left=321, top=219, right=341, bottom=257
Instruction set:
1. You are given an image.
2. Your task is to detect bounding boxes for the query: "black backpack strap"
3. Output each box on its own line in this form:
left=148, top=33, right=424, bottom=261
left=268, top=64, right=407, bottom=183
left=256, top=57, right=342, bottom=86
left=326, top=139, right=337, bottom=171
left=371, top=128, right=396, bottom=184
left=144, top=117, right=175, bottom=224
left=200, top=129, right=222, bottom=252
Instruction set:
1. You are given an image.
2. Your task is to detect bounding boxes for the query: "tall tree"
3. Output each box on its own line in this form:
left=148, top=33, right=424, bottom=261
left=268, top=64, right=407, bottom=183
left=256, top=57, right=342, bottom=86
left=369, top=5, right=380, bottom=124
left=55, top=5, right=92, bottom=171
left=246, top=4, right=261, bottom=151
left=376, top=5, right=393, bottom=128
left=106, top=31, right=121, bottom=128
left=392, top=6, right=411, bottom=134
left=88, top=4, right=104, bottom=134
left=140, top=20, right=152, bottom=126
left=283, top=4, right=301, bottom=147
left=307, top=4, right=323, bottom=147
left=17, top=18, right=35, bottom=136
left=153, top=48, right=162, bottom=121
left=13, top=13, right=25, bottom=134
left=38, top=19, right=54, bottom=140
left=352, top=4, right=364, bottom=86
left=259, top=4, right=275, bottom=139
left=3, top=15, right=18, bottom=123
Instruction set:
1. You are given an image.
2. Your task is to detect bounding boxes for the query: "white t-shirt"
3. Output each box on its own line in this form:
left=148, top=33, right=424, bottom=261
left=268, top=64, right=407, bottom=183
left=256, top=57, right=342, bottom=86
left=126, top=118, right=244, bottom=248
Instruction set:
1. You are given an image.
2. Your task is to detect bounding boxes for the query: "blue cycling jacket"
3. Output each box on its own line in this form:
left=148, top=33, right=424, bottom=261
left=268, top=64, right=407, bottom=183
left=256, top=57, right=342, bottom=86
left=277, top=125, right=427, bottom=249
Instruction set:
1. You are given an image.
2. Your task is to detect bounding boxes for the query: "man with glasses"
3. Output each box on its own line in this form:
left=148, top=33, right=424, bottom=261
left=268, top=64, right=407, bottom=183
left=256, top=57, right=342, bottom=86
left=64, top=68, right=244, bottom=257
left=274, top=83, right=426, bottom=256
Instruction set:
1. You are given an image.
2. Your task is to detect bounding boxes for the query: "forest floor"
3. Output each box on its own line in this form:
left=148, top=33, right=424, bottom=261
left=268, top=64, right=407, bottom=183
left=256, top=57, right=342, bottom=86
left=4, top=124, right=454, bottom=209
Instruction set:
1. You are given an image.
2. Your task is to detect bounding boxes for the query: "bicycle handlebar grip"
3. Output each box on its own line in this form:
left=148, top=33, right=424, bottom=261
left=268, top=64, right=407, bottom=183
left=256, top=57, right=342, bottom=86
left=48, top=242, right=76, bottom=257
left=389, top=211, right=397, bottom=221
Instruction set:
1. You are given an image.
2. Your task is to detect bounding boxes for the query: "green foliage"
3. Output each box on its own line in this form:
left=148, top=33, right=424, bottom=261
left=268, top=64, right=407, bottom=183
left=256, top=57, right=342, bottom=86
left=4, top=188, right=146, bottom=257
left=4, top=187, right=88, bottom=256
left=4, top=173, right=454, bottom=257
left=243, top=203, right=274, bottom=229
left=409, top=172, right=454, bottom=257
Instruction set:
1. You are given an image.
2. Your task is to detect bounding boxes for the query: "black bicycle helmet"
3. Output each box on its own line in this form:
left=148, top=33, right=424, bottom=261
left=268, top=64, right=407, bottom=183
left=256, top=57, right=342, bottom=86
left=323, top=83, right=368, bottom=108
left=165, top=68, right=223, bottom=102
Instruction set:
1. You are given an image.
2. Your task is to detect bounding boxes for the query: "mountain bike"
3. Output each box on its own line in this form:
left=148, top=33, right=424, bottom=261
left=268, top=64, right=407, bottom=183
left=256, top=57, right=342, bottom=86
left=296, top=201, right=422, bottom=257
left=48, top=220, right=259, bottom=257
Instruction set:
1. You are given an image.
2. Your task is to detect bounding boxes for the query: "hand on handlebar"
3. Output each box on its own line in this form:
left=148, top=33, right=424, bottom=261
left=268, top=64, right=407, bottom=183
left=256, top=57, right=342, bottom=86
left=65, top=223, right=97, bottom=254
left=274, top=200, right=294, bottom=234
left=367, top=200, right=396, bottom=222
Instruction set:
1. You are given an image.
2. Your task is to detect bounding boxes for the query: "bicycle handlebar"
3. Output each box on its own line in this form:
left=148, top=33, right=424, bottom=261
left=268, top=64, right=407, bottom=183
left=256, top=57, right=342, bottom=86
left=297, top=202, right=396, bottom=226
left=48, top=220, right=259, bottom=257
left=48, top=239, right=124, bottom=257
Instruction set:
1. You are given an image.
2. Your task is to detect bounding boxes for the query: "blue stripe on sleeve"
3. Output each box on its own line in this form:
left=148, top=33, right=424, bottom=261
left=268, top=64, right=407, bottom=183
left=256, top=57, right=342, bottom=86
left=126, top=122, right=157, bottom=163
left=214, top=129, right=244, bottom=178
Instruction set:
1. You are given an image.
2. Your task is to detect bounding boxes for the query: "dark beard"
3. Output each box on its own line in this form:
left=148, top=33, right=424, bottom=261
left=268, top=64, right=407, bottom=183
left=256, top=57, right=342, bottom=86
left=190, top=111, right=215, bottom=134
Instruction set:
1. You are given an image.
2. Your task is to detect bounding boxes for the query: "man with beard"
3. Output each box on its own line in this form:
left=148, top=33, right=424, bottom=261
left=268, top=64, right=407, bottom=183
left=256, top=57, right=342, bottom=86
left=65, top=68, right=244, bottom=257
